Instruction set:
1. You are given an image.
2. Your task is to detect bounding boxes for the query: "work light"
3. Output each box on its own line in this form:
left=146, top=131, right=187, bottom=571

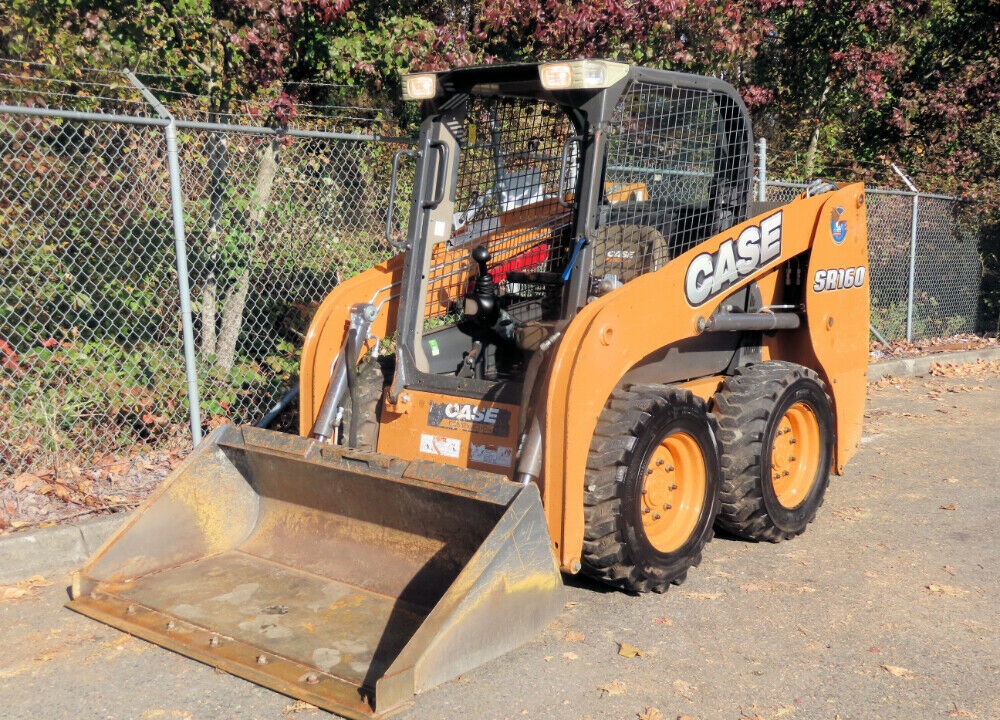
left=539, top=60, right=629, bottom=90
left=402, top=73, right=438, bottom=100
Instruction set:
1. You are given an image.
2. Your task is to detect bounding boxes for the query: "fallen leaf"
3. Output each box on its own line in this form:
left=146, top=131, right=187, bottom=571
left=652, top=616, right=673, bottom=626
left=0, top=575, right=52, bottom=601
left=618, top=642, right=646, bottom=658
left=563, top=630, right=586, bottom=642
left=564, top=601, right=578, bottom=608
left=543, top=656, right=553, bottom=662
left=683, top=592, right=722, bottom=600
left=672, top=678, right=697, bottom=699
left=597, top=679, right=627, bottom=696
left=562, top=652, right=578, bottom=661
left=944, top=477, right=960, bottom=483
left=881, top=664, right=915, bottom=678
left=940, top=504, right=957, bottom=510
left=926, top=583, right=969, bottom=597
left=638, top=708, right=665, bottom=720
left=11, top=473, right=41, bottom=492
left=948, top=705, right=977, bottom=717
left=282, top=699, right=317, bottom=714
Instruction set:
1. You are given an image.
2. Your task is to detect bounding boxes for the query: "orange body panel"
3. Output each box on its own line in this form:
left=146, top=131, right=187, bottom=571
left=299, top=255, right=403, bottom=436
left=377, top=390, right=520, bottom=476
left=543, top=184, right=869, bottom=571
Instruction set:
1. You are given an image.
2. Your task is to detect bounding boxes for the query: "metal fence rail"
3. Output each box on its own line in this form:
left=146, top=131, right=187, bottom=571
left=0, top=66, right=994, bottom=484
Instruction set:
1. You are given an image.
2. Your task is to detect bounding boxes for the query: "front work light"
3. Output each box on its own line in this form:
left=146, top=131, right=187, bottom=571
left=402, top=73, right=438, bottom=101
left=539, top=60, right=630, bottom=90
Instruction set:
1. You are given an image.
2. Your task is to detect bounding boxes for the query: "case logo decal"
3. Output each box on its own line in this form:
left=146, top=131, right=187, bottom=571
left=685, top=211, right=783, bottom=306
left=830, top=206, right=848, bottom=244
left=428, top=401, right=511, bottom=437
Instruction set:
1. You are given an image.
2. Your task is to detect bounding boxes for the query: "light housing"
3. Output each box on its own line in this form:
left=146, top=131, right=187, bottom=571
left=402, top=73, right=438, bottom=101
left=539, top=60, right=630, bottom=91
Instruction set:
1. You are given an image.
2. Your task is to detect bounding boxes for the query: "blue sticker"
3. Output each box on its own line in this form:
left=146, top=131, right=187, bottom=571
left=830, top=206, right=847, bottom=244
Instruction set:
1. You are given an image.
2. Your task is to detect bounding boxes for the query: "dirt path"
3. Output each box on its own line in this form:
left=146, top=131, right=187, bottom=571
left=2, top=364, right=997, bottom=720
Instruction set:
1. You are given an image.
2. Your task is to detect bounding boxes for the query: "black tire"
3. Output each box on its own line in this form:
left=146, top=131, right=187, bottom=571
left=339, top=359, right=385, bottom=451
left=582, top=386, right=721, bottom=593
left=713, top=361, right=835, bottom=542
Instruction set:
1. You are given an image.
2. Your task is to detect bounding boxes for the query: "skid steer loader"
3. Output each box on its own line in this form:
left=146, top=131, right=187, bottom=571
left=69, top=60, right=869, bottom=718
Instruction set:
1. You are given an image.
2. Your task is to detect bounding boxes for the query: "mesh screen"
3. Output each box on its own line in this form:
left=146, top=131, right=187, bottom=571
left=595, top=82, right=746, bottom=283
left=424, top=96, right=577, bottom=323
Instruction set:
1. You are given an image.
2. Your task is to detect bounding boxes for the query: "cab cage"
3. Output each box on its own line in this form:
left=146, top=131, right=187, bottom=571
left=392, top=62, right=754, bottom=401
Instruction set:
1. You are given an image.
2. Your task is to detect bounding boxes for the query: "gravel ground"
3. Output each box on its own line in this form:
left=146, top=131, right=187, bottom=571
left=1, top=361, right=997, bottom=720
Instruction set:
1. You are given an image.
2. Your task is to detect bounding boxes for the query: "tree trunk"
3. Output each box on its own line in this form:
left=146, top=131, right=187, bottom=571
left=803, top=122, right=822, bottom=178
left=213, top=135, right=282, bottom=373
left=803, top=79, right=833, bottom=178
left=199, top=131, right=227, bottom=359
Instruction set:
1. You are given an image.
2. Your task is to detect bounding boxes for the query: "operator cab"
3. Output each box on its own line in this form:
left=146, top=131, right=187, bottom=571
left=388, top=60, right=753, bottom=397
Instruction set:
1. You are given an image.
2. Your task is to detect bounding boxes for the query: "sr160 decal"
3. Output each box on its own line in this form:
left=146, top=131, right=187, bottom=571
left=813, top=266, right=866, bottom=292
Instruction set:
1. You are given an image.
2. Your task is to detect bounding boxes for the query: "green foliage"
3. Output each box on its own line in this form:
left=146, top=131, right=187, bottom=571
left=0, top=334, right=301, bottom=471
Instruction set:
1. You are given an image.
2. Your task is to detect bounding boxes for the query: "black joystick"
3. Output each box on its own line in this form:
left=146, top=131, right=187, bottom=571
left=466, top=246, right=499, bottom=324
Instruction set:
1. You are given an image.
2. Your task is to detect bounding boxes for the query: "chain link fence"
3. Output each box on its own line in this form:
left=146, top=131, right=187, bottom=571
left=1, top=64, right=413, bottom=482
left=761, top=180, right=984, bottom=343
left=1, top=63, right=996, bottom=484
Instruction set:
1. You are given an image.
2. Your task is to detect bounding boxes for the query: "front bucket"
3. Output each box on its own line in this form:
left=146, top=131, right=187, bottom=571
left=68, top=426, right=563, bottom=718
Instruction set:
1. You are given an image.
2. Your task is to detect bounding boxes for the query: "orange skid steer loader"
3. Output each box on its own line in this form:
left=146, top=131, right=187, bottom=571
left=69, top=61, right=869, bottom=718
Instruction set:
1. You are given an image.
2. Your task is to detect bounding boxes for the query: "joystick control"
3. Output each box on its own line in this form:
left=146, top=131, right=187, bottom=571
left=465, top=246, right=499, bottom=324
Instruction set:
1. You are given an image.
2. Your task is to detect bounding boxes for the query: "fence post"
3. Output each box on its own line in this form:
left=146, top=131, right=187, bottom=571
left=893, top=164, right=920, bottom=342
left=125, top=70, right=203, bottom=445
left=756, top=138, right=767, bottom=202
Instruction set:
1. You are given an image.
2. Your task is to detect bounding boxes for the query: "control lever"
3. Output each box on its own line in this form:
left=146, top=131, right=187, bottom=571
left=464, top=246, right=499, bottom=325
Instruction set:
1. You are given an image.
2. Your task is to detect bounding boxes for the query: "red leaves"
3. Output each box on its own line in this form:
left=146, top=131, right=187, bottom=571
left=224, top=0, right=350, bottom=87
left=269, top=92, right=297, bottom=128
left=1, top=340, right=22, bottom=375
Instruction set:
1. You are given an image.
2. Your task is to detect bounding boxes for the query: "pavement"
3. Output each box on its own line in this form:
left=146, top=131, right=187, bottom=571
left=1, top=348, right=998, bottom=720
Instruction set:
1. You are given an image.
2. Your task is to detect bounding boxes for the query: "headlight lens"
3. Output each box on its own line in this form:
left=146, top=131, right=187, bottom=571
left=539, top=61, right=630, bottom=90
left=402, top=73, right=438, bottom=101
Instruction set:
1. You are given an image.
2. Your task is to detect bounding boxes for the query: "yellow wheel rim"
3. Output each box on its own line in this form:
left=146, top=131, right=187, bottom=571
left=640, top=431, right=706, bottom=553
left=770, top=401, right=821, bottom=509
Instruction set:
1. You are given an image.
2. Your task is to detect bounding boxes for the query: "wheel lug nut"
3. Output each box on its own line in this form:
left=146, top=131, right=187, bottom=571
left=666, top=465, right=674, bottom=472
left=643, top=507, right=651, bottom=514
left=656, top=459, right=664, bottom=466
left=653, top=513, right=661, bottom=520
left=669, top=483, right=678, bottom=490
left=663, top=504, right=671, bottom=510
